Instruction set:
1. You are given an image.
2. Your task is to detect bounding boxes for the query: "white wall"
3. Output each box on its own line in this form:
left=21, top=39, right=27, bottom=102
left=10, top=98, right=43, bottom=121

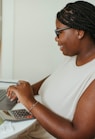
left=0, top=0, right=2, bottom=40
left=0, top=0, right=1, bottom=77
left=1, top=0, right=95, bottom=83
left=1, top=0, right=14, bottom=79
left=13, top=0, right=95, bottom=83
left=13, top=0, right=67, bottom=83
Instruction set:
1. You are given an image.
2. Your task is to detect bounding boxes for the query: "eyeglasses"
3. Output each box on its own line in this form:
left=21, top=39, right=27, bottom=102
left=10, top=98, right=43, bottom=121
left=55, top=27, right=71, bottom=38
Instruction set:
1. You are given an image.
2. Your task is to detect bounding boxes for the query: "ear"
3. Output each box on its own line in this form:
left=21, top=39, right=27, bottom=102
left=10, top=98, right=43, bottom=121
left=77, top=30, right=85, bottom=39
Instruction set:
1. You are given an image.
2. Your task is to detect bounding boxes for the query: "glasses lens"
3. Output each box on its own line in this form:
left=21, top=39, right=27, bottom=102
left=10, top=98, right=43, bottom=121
left=55, top=30, right=60, bottom=37
left=55, top=27, right=71, bottom=38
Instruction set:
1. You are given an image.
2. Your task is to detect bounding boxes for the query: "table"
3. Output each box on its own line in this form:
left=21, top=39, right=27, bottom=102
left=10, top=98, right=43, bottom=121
left=0, top=80, right=41, bottom=139
left=0, top=81, right=40, bottom=139
left=0, top=103, right=36, bottom=139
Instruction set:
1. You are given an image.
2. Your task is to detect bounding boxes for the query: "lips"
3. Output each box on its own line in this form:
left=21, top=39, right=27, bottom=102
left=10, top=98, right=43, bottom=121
left=59, top=45, right=64, bottom=51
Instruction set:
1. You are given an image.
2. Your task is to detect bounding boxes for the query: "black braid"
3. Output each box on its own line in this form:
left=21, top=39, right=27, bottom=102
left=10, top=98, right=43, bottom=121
left=57, top=1, right=95, bottom=41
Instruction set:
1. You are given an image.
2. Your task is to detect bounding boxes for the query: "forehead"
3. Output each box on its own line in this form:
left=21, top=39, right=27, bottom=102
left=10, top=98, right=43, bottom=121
left=56, top=19, right=68, bottom=28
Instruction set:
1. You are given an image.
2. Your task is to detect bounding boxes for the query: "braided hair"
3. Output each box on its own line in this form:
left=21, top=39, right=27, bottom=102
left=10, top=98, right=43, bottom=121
left=57, top=1, right=95, bottom=41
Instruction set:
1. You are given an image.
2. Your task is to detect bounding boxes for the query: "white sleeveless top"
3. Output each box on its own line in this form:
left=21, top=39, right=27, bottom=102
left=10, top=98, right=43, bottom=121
left=19, top=55, right=95, bottom=139
left=39, top=55, right=95, bottom=121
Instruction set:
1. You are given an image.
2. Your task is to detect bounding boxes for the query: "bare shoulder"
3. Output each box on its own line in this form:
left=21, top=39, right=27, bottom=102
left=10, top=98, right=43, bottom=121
left=73, top=80, right=95, bottom=137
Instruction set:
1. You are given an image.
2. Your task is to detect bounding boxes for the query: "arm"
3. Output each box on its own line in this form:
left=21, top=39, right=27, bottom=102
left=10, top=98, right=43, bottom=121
left=31, top=76, right=49, bottom=95
left=7, top=76, right=48, bottom=101
left=27, top=80, right=95, bottom=139
left=7, top=80, right=95, bottom=139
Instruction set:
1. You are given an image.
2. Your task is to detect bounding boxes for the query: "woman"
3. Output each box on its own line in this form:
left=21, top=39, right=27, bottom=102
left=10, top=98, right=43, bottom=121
left=7, top=1, right=95, bottom=139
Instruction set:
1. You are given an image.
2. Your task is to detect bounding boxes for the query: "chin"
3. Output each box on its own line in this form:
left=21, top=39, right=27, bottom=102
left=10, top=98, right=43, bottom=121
left=62, top=52, right=74, bottom=56
left=62, top=51, right=69, bottom=56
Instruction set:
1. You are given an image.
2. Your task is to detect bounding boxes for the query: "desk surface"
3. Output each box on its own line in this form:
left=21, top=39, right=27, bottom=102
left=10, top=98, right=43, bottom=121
left=0, top=103, right=36, bottom=139
left=0, top=82, right=40, bottom=139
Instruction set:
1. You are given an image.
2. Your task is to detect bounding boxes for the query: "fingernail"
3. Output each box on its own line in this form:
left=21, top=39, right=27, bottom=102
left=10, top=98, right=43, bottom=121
left=10, top=98, right=14, bottom=101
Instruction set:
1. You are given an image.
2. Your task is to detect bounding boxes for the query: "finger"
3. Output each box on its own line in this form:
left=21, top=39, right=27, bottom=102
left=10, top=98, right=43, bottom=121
left=7, top=92, right=16, bottom=100
left=17, top=80, right=26, bottom=84
left=17, top=99, right=20, bottom=103
left=17, top=80, right=27, bottom=88
left=7, top=92, right=17, bottom=101
left=17, top=80, right=30, bottom=89
left=7, top=85, right=17, bottom=100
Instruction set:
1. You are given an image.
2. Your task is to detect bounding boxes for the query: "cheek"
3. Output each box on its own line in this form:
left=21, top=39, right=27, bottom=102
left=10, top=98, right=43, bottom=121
left=61, top=34, right=78, bottom=55
left=65, top=32, right=78, bottom=47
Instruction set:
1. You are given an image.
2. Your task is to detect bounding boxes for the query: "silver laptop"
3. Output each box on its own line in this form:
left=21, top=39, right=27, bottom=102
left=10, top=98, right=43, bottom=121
left=0, top=81, right=17, bottom=110
left=0, top=89, right=17, bottom=110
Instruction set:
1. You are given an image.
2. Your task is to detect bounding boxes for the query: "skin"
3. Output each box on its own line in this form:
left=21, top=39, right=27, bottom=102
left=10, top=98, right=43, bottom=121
left=7, top=19, right=95, bottom=139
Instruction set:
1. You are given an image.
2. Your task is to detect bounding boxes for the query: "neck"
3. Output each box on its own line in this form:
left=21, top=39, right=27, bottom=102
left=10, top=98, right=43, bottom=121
left=76, top=47, right=95, bottom=66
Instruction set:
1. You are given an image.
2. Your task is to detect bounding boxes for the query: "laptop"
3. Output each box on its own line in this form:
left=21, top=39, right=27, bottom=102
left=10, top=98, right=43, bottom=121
left=0, top=81, right=17, bottom=110
left=0, top=89, right=17, bottom=110
left=0, top=81, right=35, bottom=123
left=0, top=109, right=34, bottom=122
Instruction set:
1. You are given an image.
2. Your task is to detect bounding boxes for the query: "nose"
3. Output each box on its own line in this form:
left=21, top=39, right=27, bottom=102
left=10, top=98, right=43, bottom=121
left=55, top=36, right=59, bottom=42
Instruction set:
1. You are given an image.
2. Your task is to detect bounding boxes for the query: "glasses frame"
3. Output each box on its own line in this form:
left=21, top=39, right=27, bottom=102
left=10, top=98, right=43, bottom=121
left=55, top=27, right=71, bottom=38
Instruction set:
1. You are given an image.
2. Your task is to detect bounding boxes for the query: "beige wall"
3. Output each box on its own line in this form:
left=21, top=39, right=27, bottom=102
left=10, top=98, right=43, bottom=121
left=1, top=0, right=95, bottom=83
left=13, top=0, right=64, bottom=83
left=0, top=0, right=1, bottom=40
left=13, top=0, right=95, bottom=83
left=0, top=0, right=2, bottom=77
left=0, top=0, right=1, bottom=16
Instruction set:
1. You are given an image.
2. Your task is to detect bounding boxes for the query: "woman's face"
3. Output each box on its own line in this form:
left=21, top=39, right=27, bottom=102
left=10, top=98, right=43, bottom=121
left=55, top=19, right=81, bottom=56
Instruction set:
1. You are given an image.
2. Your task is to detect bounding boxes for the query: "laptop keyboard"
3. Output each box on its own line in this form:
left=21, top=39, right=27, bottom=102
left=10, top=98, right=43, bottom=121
left=0, top=89, right=6, bottom=101
left=10, top=109, right=33, bottom=119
